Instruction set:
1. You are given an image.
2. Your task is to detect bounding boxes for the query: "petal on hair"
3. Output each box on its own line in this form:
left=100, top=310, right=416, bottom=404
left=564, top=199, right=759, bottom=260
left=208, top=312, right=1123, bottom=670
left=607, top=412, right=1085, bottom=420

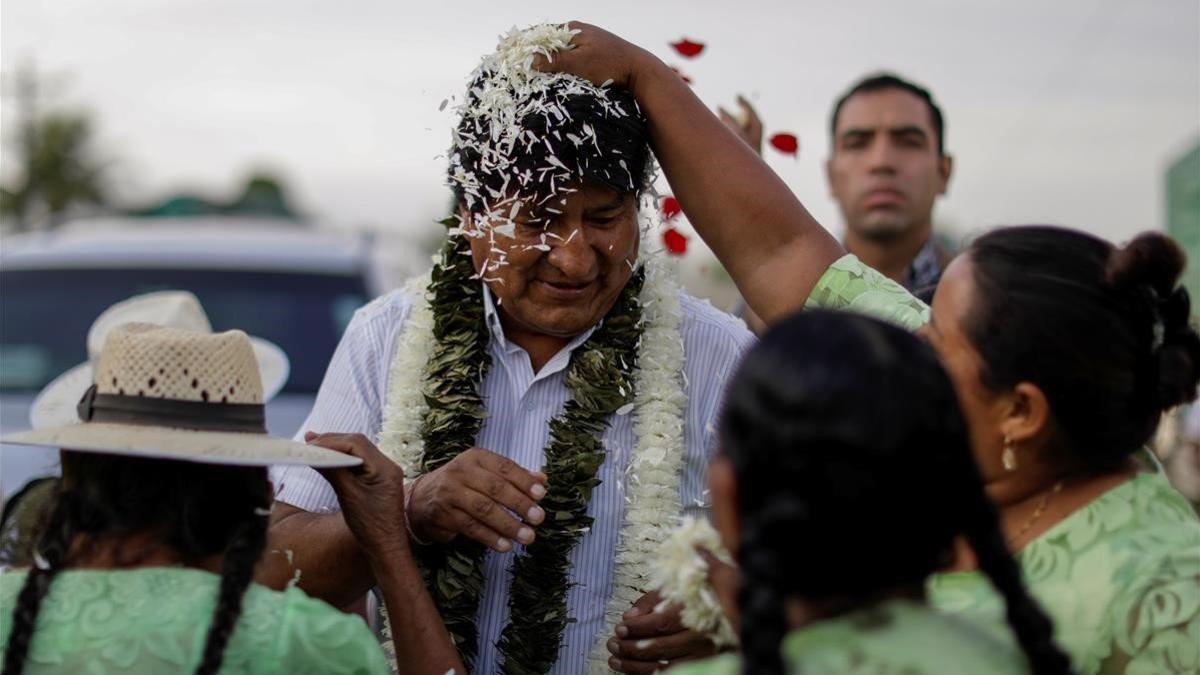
left=670, top=39, right=705, bottom=58
left=769, top=133, right=799, bottom=156
left=663, top=228, right=689, bottom=255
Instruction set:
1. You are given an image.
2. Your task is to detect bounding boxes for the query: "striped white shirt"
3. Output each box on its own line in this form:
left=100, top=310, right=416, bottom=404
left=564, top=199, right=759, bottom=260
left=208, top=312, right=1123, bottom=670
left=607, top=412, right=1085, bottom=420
left=272, top=282, right=754, bottom=674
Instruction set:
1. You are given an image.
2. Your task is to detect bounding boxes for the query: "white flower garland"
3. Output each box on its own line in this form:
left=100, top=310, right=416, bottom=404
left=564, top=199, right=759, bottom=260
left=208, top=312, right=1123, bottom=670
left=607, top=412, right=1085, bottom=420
left=646, top=516, right=738, bottom=649
left=586, top=250, right=687, bottom=673
left=375, top=238, right=687, bottom=675
left=377, top=271, right=437, bottom=475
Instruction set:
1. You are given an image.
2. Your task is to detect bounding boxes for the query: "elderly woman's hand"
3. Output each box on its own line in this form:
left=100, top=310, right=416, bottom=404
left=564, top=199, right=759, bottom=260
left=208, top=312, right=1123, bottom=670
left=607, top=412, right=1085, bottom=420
left=534, top=22, right=663, bottom=94
left=308, top=432, right=409, bottom=563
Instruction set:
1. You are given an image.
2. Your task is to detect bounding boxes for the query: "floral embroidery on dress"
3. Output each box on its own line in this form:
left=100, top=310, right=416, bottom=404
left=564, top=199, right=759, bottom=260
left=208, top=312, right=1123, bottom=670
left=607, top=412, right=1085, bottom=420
left=928, top=471, right=1200, bottom=675
left=0, top=567, right=388, bottom=674
left=805, top=254, right=931, bottom=331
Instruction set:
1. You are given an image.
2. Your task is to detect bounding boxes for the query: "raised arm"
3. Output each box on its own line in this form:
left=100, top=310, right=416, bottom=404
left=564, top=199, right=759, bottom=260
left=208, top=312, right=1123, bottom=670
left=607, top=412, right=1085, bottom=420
left=311, top=432, right=467, bottom=675
left=539, top=23, right=845, bottom=324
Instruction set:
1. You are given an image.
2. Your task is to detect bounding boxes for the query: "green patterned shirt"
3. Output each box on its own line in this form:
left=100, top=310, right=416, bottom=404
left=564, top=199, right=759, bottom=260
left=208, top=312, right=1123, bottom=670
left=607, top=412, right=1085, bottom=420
left=808, top=254, right=1200, bottom=675
left=667, top=599, right=1028, bottom=675
left=929, top=469, right=1200, bottom=675
left=0, top=567, right=389, bottom=674
left=804, top=254, right=931, bottom=331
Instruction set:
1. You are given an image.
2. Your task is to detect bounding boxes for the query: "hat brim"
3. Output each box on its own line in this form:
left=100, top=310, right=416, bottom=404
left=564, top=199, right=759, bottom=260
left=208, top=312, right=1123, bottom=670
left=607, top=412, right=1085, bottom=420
left=29, top=336, right=291, bottom=431
left=2, top=423, right=360, bottom=468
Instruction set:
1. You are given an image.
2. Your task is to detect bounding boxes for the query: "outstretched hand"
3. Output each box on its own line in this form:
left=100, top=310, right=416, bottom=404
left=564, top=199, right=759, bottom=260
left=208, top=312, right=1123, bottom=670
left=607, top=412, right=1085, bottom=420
left=718, top=96, right=764, bottom=155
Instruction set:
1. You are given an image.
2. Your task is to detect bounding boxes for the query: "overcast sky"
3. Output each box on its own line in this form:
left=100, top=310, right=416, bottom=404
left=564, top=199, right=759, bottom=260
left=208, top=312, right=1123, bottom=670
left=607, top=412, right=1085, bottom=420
left=3, top=0, right=1198, bottom=246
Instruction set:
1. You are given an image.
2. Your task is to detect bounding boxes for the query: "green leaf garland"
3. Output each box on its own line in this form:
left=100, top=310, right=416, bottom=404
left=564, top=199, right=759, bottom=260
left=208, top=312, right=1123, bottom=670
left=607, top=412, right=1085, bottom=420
left=414, top=230, right=646, bottom=674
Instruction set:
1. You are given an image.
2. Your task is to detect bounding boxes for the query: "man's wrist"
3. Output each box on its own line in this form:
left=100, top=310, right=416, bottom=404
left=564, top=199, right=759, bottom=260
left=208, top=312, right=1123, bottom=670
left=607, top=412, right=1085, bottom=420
left=403, top=474, right=433, bottom=545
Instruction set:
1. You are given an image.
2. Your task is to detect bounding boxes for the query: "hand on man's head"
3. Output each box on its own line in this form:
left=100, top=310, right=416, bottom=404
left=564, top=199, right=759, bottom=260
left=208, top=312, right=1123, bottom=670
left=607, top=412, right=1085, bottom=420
left=407, top=447, right=548, bottom=553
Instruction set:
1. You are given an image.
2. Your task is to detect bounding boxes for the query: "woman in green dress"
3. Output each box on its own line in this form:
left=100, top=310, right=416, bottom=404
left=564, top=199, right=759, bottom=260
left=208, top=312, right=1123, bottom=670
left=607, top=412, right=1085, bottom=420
left=669, top=310, right=1070, bottom=675
left=539, top=24, right=1200, bottom=675
left=0, top=323, right=463, bottom=675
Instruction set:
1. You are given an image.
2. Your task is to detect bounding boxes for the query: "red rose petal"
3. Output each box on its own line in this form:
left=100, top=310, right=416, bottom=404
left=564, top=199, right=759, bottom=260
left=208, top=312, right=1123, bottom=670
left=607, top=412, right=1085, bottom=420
left=660, top=196, right=682, bottom=220
left=663, top=228, right=689, bottom=255
left=670, top=66, right=693, bottom=84
left=670, top=39, right=705, bottom=58
left=769, top=133, right=799, bottom=156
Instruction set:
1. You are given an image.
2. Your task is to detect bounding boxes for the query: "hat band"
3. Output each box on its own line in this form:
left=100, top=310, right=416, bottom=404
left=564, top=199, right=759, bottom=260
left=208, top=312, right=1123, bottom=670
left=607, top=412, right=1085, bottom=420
left=76, top=384, right=266, bottom=433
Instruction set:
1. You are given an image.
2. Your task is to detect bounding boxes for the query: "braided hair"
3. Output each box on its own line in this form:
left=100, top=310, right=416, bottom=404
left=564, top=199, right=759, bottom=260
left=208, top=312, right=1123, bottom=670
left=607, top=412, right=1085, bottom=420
left=1, top=495, right=73, bottom=675
left=719, top=310, right=1072, bottom=675
left=2, top=451, right=272, bottom=675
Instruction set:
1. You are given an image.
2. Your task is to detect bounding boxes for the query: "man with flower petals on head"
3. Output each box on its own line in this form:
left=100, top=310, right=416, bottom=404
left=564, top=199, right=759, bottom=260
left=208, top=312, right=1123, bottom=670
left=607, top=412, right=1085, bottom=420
left=263, top=24, right=753, bottom=675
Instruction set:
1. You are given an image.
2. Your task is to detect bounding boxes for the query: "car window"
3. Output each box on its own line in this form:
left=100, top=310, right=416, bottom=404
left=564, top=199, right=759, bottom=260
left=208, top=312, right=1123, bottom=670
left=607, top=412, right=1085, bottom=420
left=0, top=268, right=368, bottom=393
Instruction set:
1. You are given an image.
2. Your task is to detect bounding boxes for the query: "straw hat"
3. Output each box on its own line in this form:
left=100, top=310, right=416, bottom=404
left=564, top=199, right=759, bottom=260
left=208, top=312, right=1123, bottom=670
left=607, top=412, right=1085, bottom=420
left=30, top=291, right=289, bottom=430
left=3, top=323, right=358, bottom=468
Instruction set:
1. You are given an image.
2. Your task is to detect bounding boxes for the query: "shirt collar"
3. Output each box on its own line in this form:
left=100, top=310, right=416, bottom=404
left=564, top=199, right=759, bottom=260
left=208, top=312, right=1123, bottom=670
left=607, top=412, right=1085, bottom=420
left=904, top=237, right=943, bottom=292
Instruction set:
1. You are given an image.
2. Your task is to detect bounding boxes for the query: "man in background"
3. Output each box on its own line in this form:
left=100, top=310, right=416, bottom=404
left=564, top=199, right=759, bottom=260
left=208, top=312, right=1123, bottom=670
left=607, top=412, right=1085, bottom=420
left=724, top=73, right=953, bottom=331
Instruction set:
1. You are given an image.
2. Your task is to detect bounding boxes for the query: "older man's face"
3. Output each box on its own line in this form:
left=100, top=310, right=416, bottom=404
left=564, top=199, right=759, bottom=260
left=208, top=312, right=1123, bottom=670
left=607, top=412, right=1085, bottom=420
left=466, top=183, right=639, bottom=339
left=827, top=88, right=951, bottom=240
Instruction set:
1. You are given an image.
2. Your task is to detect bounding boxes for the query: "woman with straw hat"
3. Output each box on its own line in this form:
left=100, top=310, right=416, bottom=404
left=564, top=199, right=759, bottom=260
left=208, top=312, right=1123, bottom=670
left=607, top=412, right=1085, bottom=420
left=0, top=323, right=464, bottom=674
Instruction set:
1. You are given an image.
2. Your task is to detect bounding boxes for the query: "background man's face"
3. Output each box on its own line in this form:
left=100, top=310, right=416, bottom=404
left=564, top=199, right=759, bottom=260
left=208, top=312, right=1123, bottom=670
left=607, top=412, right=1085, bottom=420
left=827, top=88, right=951, bottom=241
left=466, top=183, right=639, bottom=339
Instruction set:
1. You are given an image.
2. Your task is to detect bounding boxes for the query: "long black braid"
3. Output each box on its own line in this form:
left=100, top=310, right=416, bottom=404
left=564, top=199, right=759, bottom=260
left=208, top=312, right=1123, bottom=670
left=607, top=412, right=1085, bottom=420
left=953, top=460, right=1074, bottom=675
left=719, top=311, right=1073, bottom=675
left=2, top=452, right=271, bottom=675
left=735, top=503, right=801, bottom=675
left=194, top=514, right=270, bottom=675
left=2, top=493, right=74, bottom=675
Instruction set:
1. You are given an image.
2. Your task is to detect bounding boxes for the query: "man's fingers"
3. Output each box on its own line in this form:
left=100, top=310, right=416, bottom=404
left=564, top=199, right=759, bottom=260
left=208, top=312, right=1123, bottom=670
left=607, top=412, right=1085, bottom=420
left=608, top=656, right=666, bottom=675
left=609, top=629, right=716, bottom=662
left=619, top=604, right=685, bottom=639
left=473, top=450, right=547, bottom=500
left=468, top=474, right=545, bottom=526
left=444, top=506, right=516, bottom=552
left=456, top=487, right=537, bottom=545
left=624, top=590, right=662, bottom=619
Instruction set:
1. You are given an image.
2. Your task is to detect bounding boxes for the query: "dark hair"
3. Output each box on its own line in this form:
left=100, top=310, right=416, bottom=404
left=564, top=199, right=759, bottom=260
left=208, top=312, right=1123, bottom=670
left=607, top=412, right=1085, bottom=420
left=2, top=452, right=271, bottom=675
left=966, top=226, right=1200, bottom=469
left=448, top=77, right=653, bottom=212
left=720, top=311, right=1071, bottom=675
left=830, top=73, right=946, bottom=156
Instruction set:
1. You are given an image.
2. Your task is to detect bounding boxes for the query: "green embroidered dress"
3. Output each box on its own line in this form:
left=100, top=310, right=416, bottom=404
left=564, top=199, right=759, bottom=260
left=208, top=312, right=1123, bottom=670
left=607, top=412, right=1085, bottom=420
left=807, top=254, right=1200, bottom=675
left=666, top=599, right=1028, bottom=675
left=0, top=567, right=389, bottom=674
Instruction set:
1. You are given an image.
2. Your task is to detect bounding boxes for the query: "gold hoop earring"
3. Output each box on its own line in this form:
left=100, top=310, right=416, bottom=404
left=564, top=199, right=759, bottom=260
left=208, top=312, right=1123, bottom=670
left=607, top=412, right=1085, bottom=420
left=1002, top=436, right=1018, bottom=472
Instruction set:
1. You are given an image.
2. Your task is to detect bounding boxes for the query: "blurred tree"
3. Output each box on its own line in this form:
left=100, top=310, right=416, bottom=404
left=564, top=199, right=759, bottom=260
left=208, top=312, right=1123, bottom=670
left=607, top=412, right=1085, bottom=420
left=1, top=110, right=108, bottom=230
left=226, top=173, right=298, bottom=218
left=129, top=172, right=301, bottom=221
